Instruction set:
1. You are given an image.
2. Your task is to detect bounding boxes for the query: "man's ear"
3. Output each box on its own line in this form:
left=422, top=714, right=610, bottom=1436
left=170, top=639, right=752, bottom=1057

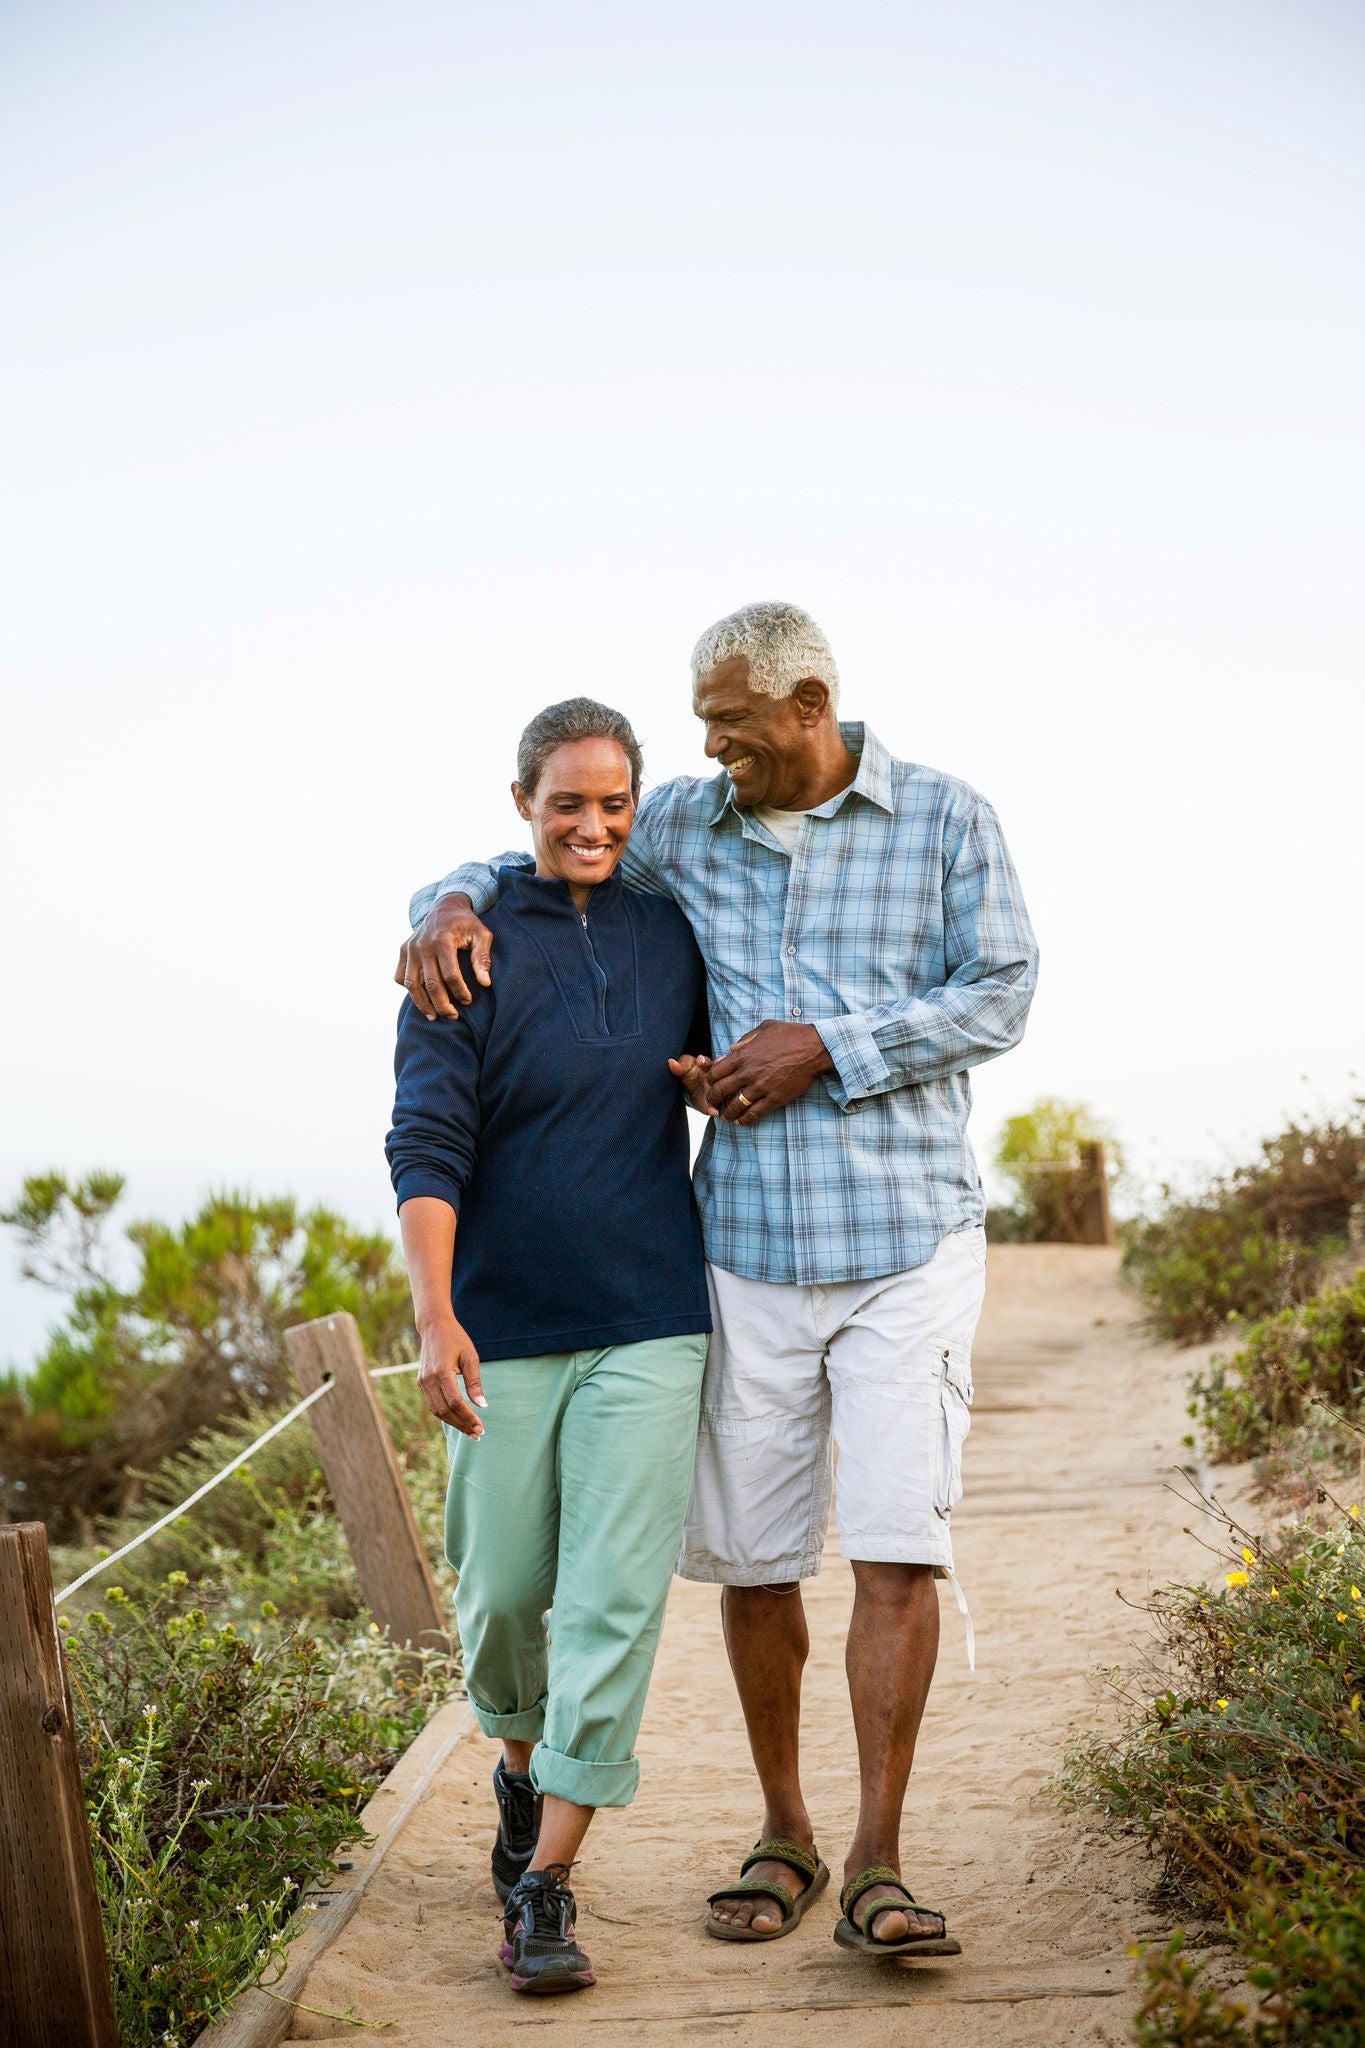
left=511, top=780, right=533, bottom=822
left=792, top=676, right=832, bottom=724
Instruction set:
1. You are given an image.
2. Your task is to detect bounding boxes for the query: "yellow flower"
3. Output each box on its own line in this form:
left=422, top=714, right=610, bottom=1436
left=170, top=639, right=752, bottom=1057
left=1352, top=1587, right=1362, bottom=1602
left=1270, top=1586, right=1280, bottom=1598
left=1351, top=1505, right=1360, bottom=1519
left=1242, top=1547, right=1255, bottom=1564
left=1337, top=1611, right=1348, bottom=1622
left=1226, top=1570, right=1250, bottom=1588
left=1216, top=1699, right=1228, bottom=1711
left=1353, top=1695, right=1362, bottom=1714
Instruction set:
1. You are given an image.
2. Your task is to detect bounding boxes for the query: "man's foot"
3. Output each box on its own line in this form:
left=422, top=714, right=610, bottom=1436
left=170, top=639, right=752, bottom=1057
left=500, top=1866, right=596, bottom=1994
left=838, top=1862, right=952, bottom=1946
left=491, top=1759, right=543, bottom=1903
left=707, top=1833, right=823, bottom=1937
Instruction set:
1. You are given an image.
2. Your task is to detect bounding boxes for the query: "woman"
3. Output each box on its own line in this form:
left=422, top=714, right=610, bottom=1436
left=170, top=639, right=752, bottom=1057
left=386, top=697, right=712, bottom=1998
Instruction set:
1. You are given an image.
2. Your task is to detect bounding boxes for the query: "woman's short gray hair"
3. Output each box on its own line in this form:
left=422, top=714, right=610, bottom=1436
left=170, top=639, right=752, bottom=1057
left=691, top=600, right=840, bottom=708
left=516, top=697, right=644, bottom=798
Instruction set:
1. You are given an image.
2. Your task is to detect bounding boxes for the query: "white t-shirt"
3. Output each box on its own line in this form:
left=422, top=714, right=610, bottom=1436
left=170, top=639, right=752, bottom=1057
left=751, top=803, right=812, bottom=856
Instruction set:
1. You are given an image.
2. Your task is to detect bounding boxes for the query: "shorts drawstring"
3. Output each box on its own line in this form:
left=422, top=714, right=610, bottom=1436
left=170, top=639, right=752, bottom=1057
left=941, top=1566, right=976, bottom=1671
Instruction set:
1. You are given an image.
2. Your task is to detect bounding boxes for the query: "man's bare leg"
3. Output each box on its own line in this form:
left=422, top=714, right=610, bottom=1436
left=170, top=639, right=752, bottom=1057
left=842, top=1559, right=942, bottom=1941
left=707, top=1582, right=816, bottom=1933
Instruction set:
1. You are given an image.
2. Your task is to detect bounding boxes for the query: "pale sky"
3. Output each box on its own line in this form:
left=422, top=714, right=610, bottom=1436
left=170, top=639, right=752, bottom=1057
left=3, top=1, right=1363, bottom=1370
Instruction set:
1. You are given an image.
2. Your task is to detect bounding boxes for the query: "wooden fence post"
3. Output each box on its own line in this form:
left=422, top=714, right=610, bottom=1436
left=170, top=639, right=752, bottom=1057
left=0, top=1523, right=119, bottom=2048
left=284, top=1313, right=451, bottom=1655
left=1077, top=1140, right=1116, bottom=1247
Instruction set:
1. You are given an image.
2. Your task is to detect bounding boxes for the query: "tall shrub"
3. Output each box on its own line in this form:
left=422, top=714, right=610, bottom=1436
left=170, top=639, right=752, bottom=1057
left=0, top=1173, right=415, bottom=1537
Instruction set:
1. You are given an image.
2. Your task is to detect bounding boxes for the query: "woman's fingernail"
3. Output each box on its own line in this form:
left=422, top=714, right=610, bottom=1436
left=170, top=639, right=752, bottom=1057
left=472, top=1395, right=488, bottom=1408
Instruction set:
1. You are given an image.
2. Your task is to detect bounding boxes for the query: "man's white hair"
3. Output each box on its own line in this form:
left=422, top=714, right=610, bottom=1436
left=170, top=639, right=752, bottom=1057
left=691, top=600, right=840, bottom=709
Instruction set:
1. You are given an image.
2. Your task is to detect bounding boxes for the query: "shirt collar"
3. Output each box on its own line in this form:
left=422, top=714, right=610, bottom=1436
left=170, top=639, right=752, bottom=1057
left=706, top=721, right=894, bottom=827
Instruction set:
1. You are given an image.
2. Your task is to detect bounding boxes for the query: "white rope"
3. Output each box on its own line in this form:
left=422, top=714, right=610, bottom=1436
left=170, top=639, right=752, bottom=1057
left=369, top=1360, right=420, bottom=1377
left=52, top=1380, right=336, bottom=1605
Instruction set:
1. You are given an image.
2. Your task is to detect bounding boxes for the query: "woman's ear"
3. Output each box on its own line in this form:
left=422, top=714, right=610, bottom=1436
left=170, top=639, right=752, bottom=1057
left=511, top=780, right=533, bottom=823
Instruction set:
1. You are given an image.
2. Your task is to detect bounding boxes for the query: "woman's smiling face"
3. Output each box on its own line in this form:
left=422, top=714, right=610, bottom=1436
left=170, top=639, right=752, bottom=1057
left=514, top=737, right=637, bottom=906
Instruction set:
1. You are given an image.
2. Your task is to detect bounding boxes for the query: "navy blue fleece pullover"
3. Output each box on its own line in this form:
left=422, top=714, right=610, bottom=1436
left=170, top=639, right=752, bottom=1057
left=386, top=866, right=712, bottom=1361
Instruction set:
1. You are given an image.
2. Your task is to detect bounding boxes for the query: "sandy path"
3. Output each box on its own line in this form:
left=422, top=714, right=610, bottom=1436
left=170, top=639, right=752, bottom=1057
left=291, top=1247, right=1213, bottom=2044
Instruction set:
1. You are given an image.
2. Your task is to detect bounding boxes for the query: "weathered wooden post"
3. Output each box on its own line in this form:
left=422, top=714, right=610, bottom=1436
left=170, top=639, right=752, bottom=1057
left=0, top=1522, right=119, bottom=2048
left=284, top=1313, right=451, bottom=1654
left=1077, top=1140, right=1116, bottom=1246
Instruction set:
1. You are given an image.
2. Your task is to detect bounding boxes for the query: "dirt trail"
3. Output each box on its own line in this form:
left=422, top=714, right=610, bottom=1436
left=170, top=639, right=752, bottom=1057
left=291, top=1247, right=1213, bottom=2044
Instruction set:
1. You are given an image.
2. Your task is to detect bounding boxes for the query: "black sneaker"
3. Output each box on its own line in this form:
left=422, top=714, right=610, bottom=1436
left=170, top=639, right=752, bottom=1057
left=491, top=1759, right=542, bottom=1903
left=500, top=1865, right=596, bottom=1995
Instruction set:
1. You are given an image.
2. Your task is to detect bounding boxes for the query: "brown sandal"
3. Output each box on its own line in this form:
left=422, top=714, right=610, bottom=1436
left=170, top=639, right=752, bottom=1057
left=833, top=1865, right=961, bottom=1957
left=705, top=1837, right=830, bottom=1942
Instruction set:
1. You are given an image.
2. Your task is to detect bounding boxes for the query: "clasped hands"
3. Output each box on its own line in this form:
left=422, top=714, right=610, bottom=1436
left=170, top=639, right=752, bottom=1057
left=668, top=1021, right=835, bottom=1127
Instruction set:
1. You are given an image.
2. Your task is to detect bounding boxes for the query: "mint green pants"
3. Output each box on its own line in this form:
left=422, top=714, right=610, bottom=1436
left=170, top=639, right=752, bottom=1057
left=444, top=1331, right=707, bottom=1809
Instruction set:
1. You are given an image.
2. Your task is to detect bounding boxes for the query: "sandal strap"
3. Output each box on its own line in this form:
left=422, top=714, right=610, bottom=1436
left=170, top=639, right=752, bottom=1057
left=841, top=1864, right=945, bottom=1937
left=706, top=1877, right=796, bottom=1920
left=740, top=1837, right=819, bottom=1885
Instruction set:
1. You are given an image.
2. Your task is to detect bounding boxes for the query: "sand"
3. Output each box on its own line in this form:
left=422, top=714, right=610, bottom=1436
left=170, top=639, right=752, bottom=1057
left=290, top=1246, right=1220, bottom=2044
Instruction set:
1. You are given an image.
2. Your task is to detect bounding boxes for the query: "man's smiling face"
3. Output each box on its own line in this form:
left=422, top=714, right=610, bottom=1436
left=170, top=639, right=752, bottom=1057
left=692, top=656, right=831, bottom=810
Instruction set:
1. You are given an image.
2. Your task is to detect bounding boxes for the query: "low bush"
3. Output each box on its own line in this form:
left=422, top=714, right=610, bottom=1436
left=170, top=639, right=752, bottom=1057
left=1191, top=1272, right=1365, bottom=1465
left=1059, top=1510, right=1365, bottom=2046
left=1121, top=1103, right=1364, bottom=1343
left=65, top=1572, right=456, bottom=2048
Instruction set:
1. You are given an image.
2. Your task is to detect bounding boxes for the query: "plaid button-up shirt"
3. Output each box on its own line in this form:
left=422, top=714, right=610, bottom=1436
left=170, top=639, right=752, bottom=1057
left=412, top=723, right=1038, bottom=1285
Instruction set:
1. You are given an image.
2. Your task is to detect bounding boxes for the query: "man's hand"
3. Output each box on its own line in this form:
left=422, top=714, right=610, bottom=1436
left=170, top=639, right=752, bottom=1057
left=396, top=894, right=494, bottom=1020
left=668, top=1052, right=719, bottom=1116
left=706, top=1022, right=836, bottom=1125
left=416, top=1312, right=486, bottom=1437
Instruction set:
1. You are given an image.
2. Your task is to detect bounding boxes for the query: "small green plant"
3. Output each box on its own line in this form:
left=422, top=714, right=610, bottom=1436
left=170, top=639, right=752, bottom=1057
left=1191, top=1273, right=1365, bottom=1465
left=64, top=1572, right=457, bottom=2047
left=1122, top=1104, right=1364, bottom=1343
left=1059, top=1508, right=1365, bottom=2045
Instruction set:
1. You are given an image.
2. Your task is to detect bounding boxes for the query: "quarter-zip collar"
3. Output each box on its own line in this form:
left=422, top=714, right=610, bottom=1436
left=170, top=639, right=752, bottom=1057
left=499, top=865, right=627, bottom=921
left=498, top=864, right=638, bottom=1041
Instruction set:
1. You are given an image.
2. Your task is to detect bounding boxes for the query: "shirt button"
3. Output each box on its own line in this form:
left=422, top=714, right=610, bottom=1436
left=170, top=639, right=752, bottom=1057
left=786, top=945, right=796, bottom=955
left=791, top=1006, right=802, bottom=1017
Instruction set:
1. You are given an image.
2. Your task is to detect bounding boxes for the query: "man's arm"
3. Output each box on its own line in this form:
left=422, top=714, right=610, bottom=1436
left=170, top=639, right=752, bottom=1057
left=815, top=797, right=1038, bottom=1111
left=707, top=799, right=1037, bottom=1123
left=397, top=794, right=679, bottom=1020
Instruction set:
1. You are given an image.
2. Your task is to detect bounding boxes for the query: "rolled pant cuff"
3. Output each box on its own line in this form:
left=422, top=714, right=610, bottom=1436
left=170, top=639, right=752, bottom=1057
left=468, top=1697, right=547, bottom=1741
left=530, top=1743, right=641, bottom=1809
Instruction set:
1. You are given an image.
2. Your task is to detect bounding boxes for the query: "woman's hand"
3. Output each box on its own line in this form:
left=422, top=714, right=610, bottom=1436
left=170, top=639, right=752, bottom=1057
left=669, top=1051, right=718, bottom=1116
left=417, top=1313, right=487, bottom=1437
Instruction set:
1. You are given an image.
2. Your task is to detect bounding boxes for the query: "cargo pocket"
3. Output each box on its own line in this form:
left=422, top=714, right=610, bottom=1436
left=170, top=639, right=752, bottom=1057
left=932, top=1346, right=974, bottom=1519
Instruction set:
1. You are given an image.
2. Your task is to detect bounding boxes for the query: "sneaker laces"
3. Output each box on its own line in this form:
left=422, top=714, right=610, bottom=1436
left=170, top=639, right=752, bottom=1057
left=516, top=1864, right=576, bottom=1942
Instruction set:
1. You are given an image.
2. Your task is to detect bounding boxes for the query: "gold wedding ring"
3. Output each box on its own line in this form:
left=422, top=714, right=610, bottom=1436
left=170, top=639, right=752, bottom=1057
left=735, top=1091, right=753, bottom=1108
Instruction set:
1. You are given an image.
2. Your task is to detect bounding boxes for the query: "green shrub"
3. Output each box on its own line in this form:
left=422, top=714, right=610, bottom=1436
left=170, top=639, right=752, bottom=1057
left=1121, top=1103, right=1364, bottom=1343
left=63, top=1572, right=457, bottom=2048
left=1, top=1173, right=416, bottom=1538
left=1191, top=1273, right=1365, bottom=1464
left=1059, top=1513, right=1365, bottom=2045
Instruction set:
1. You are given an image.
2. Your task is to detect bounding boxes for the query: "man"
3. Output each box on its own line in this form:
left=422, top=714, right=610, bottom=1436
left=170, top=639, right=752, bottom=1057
left=398, top=601, right=1037, bottom=1957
